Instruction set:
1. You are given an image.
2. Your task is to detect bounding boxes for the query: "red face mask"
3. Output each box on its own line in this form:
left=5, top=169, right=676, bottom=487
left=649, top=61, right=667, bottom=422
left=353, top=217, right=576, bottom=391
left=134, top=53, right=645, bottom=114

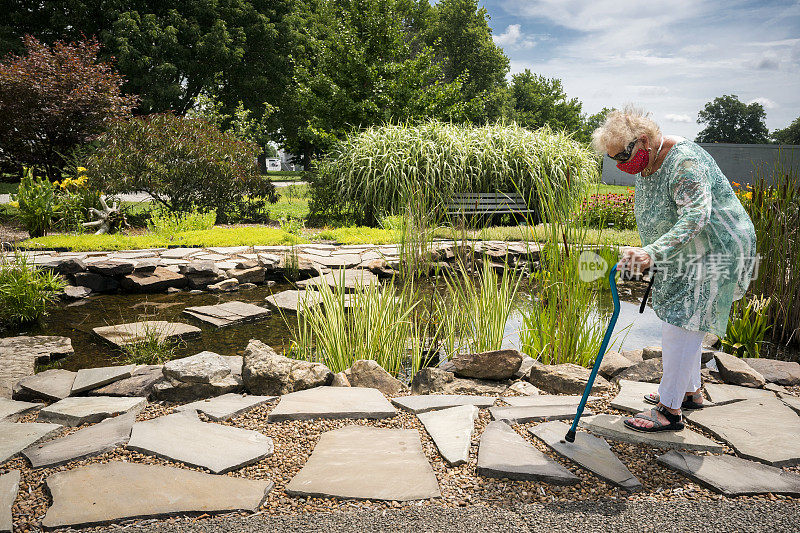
left=616, top=148, right=650, bottom=174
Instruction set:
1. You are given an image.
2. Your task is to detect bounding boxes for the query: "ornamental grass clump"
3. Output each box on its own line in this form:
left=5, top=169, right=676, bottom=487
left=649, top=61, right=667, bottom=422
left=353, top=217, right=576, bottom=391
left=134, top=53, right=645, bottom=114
left=311, top=121, right=598, bottom=225
left=0, top=250, right=66, bottom=326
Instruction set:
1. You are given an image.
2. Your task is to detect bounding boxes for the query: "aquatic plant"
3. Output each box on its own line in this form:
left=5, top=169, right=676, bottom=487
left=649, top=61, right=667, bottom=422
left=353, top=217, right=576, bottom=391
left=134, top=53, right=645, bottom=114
left=722, top=295, right=772, bottom=358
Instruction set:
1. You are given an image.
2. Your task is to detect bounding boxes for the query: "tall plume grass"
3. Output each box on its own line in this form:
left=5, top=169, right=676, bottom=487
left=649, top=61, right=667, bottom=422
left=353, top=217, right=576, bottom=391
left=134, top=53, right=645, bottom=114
left=312, top=121, right=598, bottom=225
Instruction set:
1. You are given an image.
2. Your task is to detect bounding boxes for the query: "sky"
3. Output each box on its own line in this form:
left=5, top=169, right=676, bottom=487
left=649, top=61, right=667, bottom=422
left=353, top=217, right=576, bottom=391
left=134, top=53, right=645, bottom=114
left=481, top=0, right=800, bottom=139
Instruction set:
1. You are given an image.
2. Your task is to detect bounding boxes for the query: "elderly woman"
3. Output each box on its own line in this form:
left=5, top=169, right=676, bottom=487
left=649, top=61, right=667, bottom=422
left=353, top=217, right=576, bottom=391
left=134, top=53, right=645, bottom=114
left=591, top=107, right=756, bottom=432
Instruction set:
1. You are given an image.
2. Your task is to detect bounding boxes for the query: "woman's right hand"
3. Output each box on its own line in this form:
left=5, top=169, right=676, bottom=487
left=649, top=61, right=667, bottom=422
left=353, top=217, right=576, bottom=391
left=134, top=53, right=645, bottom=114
left=617, top=246, right=653, bottom=274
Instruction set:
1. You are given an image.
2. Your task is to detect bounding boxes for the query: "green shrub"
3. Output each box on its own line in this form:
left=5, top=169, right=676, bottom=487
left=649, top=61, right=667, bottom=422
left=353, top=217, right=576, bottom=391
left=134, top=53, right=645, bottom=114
left=0, top=251, right=66, bottom=326
left=148, top=208, right=216, bottom=238
left=86, top=114, right=277, bottom=223
left=310, top=121, right=599, bottom=225
left=11, top=168, right=58, bottom=237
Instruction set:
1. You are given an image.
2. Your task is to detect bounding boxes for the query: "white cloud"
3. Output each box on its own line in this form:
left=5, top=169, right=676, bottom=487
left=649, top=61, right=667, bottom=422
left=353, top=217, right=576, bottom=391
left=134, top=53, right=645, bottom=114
left=665, top=114, right=693, bottom=123
left=493, top=24, right=536, bottom=50
left=748, top=97, right=778, bottom=109
left=629, top=85, right=670, bottom=97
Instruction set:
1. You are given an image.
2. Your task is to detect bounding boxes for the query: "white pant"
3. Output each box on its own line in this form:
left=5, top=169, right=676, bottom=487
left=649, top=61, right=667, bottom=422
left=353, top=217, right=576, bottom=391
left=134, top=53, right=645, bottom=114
left=657, top=321, right=705, bottom=409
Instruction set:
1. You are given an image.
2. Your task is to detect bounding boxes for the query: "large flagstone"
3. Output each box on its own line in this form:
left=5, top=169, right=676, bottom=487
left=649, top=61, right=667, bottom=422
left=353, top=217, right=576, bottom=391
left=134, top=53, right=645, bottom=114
left=501, top=395, right=598, bottom=408
left=14, top=369, right=75, bottom=402
left=657, top=450, right=800, bottom=496
left=489, top=404, right=592, bottom=424
left=71, top=365, right=136, bottom=395
left=476, top=421, right=578, bottom=485
left=127, top=411, right=273, bottom=473
left=610, top=380, right=659, bottom=414
left=267, top=387, right=397, bottom=421
left=684, top=397, right=800, bottom=466
left=0, top=398, right=41, bottom=421
left=285, top=426, right=440, bottom=501
left=702, top=383, right=774, bottom=404
left=264, top=289, right=323, bottom=313
left=93, top=321, right=200, bottom=348
left=37, top=396, right=146, bottom=427
left=0, top=421, right=62, bottom=464
left=0, top=471, right=19, bottom=533
left=183, top=301, right=270, bottom=328
left=417, top=405, right=478, bottom=466
left=177, top=393, right=276, bottom=421
left=41, top=462, right=272, bottom=529
left=391, top=394, right=496, bottom=414
left=579, top=414, right=723, bottom=452
left=779, top=393, right=800, bottom=415
left=529, top=421, right=642, bottom=491
left=23, top=411, right=135, bottom=468
left=297, top=269, right=380, bottom=292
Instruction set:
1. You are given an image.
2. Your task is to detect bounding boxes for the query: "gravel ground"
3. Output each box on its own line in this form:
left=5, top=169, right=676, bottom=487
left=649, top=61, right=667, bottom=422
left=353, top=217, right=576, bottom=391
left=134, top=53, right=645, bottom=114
left=5, top=384, right=800, bottom=532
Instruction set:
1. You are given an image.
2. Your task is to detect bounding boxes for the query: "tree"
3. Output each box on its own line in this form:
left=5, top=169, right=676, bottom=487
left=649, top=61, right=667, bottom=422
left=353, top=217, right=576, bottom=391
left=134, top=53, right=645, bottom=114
left=426, top=0, right=510, bottom=123
left=773, top=116, right=800, bottom=145
left=0, top=36, right=137, bottom=178
left=510, top=70, right=583, bottom=135
left=278, top=0, right=468, bottom=167
left=582, top=107, right=613, bottom=141
left=696, top=94, right=770, bottom=144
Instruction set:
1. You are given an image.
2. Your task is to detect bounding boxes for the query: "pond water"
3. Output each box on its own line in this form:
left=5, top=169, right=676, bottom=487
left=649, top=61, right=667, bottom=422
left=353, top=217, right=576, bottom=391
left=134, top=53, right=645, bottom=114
left=6, top=278, right=797, bottom=370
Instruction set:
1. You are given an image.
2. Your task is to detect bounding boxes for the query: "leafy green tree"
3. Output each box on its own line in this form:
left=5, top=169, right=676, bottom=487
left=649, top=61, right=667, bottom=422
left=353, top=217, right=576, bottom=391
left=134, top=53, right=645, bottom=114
left=278, top=0, right=468, bottom=167
left=510, top=70, right=583, bottom=134
left=426, top=0, right=510, bottom=123
left=773, top=116, right=800, bottom=145
left=696, top=94, right=770, bottom=144
left=582, top=107, right=613, bottom=141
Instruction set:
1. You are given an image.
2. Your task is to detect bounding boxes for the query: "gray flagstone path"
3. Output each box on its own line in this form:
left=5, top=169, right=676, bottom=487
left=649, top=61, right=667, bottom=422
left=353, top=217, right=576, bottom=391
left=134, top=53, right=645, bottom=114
left=702, top=383, right=775, bottom=404
left=390, top=394, right=496, bottom=414
left=177, top=393, right=276, bottom=421
left=267, top=387, right=397, bottom=421
left=127, top=411, right=273, bottom=474
left=0, top=398, right=41, bottom=421
left=489, top=404, right=593, bottom=424
left=501, top=395, right=598, bottom=408
left=684, top=397, right=800, bottom=466
left=529, top=421, right=642, bottom=491
left=286, top=426, right=441, bottom=501
left=579, top=414, right=723, bottom=452
left=183, top=301, right=271, bottom=328
left=71, top=365, right=136, bottom=395
left=23, top=411, right=136, bottom=468
left=15, top=369, right=75, bottom=401
left=41, top=462, right=272, bottom=529
left=265, top=289, right=323, bottom=313
left=657, top=450, right=800, bottom=496
left=0, top=421, right=62, bottom=464
left=37, top=396, right=146, bottom=426
left=417, top=405, right=478, bottom=466
left=476, top=421, right=578, bottom=485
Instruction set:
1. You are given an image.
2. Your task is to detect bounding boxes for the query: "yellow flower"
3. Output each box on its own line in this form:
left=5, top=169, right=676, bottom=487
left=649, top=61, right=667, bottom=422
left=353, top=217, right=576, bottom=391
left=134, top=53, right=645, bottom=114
left=9, top=201, right=19, bottom=208
left=77, top=166, right=87, bottom=173
left=744, top=192, right=753, bottom=200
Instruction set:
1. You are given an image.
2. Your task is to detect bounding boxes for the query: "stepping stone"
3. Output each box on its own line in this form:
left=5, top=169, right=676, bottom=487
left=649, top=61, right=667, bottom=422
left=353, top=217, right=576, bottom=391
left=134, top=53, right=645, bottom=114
left=285, top=426, right=440, bottom=501
left=38, top=396, right=146, bottom=427
left=14, top=369, right=76, bottom=401
left=90, top=365, right=163, bottom=397
left=127, top=411, right=273, bottom=473
left=176, top=393, right=276, bottom=421
left=93, top=321, right=201, bottom=348
left=0, top=398, right=42, bottom=421
left=703, top=383, right=775, bottom=404
left=607, top=380, right=715, bottom=414
left=71, top=365, right=136, bottom=395
left=391, top=394, right=496, bottom=414
left=0, top=421, right=62, bottom=464
left=684, top=397, right=800, bottom=466
left=417, top=405, right=478, bottom=466
left=297, top=269, right=380, bottom=292
left=42, top=462, right=272, bottom=529
left=265, top=289, right=323, bottom=313
left=267, top=387, right=397, bottom=421
left=502, top=395, right=598, bottom=408
left=23, top=411, right=136, bottom=468
left=657, top=450, right=800, bottom=496
left=183, top=301, right=271, bottom=328
left=476, top=421, right=578, bottom=484
left=0, top=335, right=73, bottom=397
left=743, top=358, right=800, bottom=386
left=578, top=414, right=723, bottom=452
left=490, top=404, right=592, bottom=424
left=530, top=421, right=642, bottom=491
left=0, top=471, right=19, bottom=533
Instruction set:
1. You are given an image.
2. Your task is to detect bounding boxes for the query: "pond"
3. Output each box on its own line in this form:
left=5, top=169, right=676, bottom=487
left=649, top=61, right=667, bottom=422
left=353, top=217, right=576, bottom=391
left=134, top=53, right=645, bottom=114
left=6, top=276, right=797, bottom=371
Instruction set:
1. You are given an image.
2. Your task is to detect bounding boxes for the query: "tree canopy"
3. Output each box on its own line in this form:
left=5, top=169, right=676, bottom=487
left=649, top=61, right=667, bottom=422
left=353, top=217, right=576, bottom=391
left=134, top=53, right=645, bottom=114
left=696, top=94, right=770, bottom=144
left=773, top=116, right=800, bottom=145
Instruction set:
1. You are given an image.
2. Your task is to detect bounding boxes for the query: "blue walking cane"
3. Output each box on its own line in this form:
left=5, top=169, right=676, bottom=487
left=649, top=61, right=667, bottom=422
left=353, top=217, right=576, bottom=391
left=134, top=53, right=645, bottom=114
left=564, top=264, right=621, bottom=443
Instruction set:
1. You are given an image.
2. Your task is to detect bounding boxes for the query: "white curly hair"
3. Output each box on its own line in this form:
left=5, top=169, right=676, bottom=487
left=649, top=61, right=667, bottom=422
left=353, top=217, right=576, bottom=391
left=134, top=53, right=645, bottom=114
left=591, top=105, right=662, bottom=155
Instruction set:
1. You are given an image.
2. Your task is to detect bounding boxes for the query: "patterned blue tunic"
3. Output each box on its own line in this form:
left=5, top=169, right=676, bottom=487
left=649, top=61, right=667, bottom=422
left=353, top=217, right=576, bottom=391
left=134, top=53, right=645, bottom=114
left=635, top=138, right=757, bottom=336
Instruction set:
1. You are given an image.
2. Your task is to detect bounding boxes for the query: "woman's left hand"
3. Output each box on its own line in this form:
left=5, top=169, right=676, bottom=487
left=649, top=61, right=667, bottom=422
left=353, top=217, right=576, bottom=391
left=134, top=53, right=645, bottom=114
left=618, top=247, right=653, bottom=274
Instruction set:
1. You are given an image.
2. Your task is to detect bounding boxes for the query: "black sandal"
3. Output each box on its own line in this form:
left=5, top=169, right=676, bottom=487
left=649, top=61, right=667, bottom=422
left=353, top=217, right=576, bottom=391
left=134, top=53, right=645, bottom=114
left=623, top=405, right=684, bottom=433
left=643, top=392, right=704, bottom=410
